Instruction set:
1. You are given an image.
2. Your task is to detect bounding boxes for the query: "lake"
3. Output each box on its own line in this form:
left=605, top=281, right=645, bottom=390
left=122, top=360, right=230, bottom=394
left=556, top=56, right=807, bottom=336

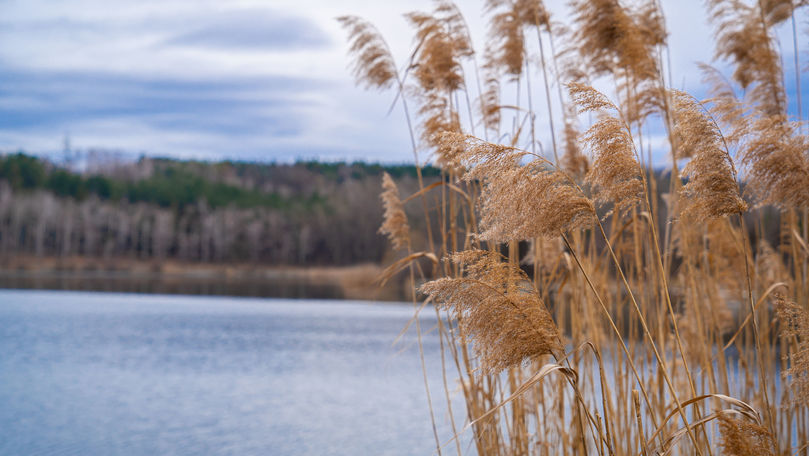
left=0, top=290, right=467, bottom=455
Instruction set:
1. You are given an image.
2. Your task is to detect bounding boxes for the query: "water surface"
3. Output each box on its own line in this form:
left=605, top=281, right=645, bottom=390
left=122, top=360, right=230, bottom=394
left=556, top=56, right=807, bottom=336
left=0, top=290, right=463, bottom=455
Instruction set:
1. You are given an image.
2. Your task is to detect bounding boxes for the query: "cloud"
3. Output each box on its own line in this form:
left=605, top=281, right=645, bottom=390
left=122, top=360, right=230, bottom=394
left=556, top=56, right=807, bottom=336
left=165, top=9, right=331, bottom=51
left=0, top=67, right=329, bottom=130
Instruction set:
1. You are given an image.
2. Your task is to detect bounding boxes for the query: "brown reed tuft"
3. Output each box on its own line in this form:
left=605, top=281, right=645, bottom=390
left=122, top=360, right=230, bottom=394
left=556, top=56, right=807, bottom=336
left=514, top=0, right=550, bottom=29
left=337, top=16, right=398, bottom=90
left=568, top=0, right=663, bottom=82
left=405, top=12, right=465, bottom=93
left=420, top=93, right=463, bottom=149
left=433, top=0, right=475, bottom=59
left=755, top=240, right=788, bottom=287
left=561, top=111, right=589, bottom=181
left=480, top=71, right=502, bottom=134
left=737, top=115, right=809, bottom=209
left=707, top=0, right=785, bottom=116
left=775, top=294, right=809, bottom=406
left=405, top=8, right=468, bottom=148
left=699, top=63, right=750, bottom=146
left=760, top=0, right=804, bottom=24
left=718, top=412, right=775, bottom=455
left=484, top=0, right=526, bottom=77
left=568, top=83, right=643, bottom=212
left=439, top=132, right=596, bottom=241
left=420, top=249, right=563, bottom=374
left=670, top=89, right=747, bottom=219
left=379, top=172, right=410, bottom=251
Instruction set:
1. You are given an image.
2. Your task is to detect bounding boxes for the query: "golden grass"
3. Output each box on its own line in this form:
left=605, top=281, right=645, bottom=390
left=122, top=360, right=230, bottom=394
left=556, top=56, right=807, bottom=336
left=341, top=0, right=809, bottom=454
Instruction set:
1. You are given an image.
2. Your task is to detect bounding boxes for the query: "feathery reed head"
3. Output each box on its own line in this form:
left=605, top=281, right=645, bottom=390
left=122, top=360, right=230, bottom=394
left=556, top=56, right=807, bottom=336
left=568, top=0, right=665, bottom=124
left=438, top=132, right=596, bottom=241
left=405, top=12, right=464, bottom=93
left=670, top=89, right=747, bottom=219
left=718, top=412, right=775, bottom=456
left=699, top=63, right=751, bottom=146
left=738, top=115, right=809, bottom=209
left=379, top=172, right=410, bottom=251
left=480, top=71, right=502, bottom=134
left=337, top=16, right=398, bottom=90
left=514, top=0, right=550, bottom=29
left=762, top=0, right=808, bottom=24
left=568, top=83, right=643, bottom=213
left=707, top=0, right=785, bottom=116
left=420, top=249, right=563, bottom=374
left=433, top=0, right=475, bottom=58
left=775, top=294, right=809, bottom=406
left=484, top=0, right=526, bottom=77
left=420, top=93, right=463, bottom=150
left=569, top=0, right=663, bottom=80
left=561, top=111, right=589, bottom=181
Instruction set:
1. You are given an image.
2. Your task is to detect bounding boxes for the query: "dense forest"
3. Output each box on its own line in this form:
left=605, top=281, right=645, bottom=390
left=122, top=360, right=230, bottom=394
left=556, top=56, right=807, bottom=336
left=0, top=152, right=441, bottom=266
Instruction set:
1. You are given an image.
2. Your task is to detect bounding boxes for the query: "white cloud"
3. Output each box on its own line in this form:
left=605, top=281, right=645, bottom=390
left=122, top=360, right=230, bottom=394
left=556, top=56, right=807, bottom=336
left=0, top=0, right=806, bottom=163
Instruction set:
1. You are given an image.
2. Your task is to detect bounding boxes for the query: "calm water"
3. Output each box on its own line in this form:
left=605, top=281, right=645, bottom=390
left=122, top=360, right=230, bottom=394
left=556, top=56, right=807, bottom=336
left=0, top=290, right=466, bottom=455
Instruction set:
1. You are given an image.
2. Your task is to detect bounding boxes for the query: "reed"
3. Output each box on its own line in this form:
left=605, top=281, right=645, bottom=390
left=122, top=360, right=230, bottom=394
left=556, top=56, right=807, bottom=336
left=340, top=1, right=809, bottom=453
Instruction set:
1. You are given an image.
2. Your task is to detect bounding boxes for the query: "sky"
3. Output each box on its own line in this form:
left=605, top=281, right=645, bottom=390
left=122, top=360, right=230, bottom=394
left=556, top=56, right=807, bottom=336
left=0, top=0, right=805, bottom=164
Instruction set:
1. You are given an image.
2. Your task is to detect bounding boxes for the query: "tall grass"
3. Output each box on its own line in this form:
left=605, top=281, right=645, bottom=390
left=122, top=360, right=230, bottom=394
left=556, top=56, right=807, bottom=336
left=341, top=1, right=809, bottom=454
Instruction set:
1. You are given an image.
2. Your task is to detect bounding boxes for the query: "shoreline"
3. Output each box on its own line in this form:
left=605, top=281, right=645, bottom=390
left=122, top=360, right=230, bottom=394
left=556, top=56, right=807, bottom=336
left=0, top=256, right=408, bottom=301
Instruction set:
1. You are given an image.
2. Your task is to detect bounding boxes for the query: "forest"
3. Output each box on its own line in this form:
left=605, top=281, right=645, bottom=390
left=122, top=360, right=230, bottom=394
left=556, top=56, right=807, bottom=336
left=0, top=152, right=440, bottom=266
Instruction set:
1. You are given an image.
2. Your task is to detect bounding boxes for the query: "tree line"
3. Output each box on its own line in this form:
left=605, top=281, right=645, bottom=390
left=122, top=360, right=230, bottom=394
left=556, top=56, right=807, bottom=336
left=0, top=153, right=440, bottom=266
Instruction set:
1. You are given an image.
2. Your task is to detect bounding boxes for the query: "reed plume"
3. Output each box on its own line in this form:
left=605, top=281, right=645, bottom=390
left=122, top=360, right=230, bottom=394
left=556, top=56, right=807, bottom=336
left=405, top=9, right=466, bottom=148
left=761, top=0, right=805, bottom=24
left=699, top=63, right=750, bottom=146
left=484, top=0, right=526, bottom=77
left=707, top=0, right=785, bottom=116
left=775, top=294, right=809, bottom=406
left=561, top=110, right=589, bottom=181
left=379, top=172, right=410, bottom=251
left=569, top=83, right=643, bottom=212
left=717, top=412, right=775, bottom=455
left=515, top=0, right=550, bottom=29
left=569, top=0, right=665, bottom=122
left=738, top=115, right=809, bottom=209
left=420, top=249, right=563, bottom=374
left=670, top=89, right=747, bottom=219
left=337, top=16, right=398, bottom=90
left=433, top=0, right=475, bottom=59
left=480, top=72, right=502, bottom=134
left=439, top=132, right=596, bottom=241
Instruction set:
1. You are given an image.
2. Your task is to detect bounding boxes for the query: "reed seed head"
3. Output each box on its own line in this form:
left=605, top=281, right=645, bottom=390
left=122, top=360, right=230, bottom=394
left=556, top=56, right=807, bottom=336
left=420, top=249, right=563, bottom=374
left=439, top=132, right=596, bottom=241
left=379, top=172, right=410, bottom=251
left=718, top=412, right=775, bottom=456
left=670, top=89, right=747, bottom=219
left=775, top=294, right=809, bottom=406
left=738, top=115, right=809, bottom=210
left=707, top=0, right=785, bottom=116
left=337, top=16, right=398, bottom=90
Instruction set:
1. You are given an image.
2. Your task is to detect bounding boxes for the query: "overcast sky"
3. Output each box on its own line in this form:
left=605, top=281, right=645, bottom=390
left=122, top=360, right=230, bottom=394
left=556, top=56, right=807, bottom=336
left=0, top=0, right=805, bottom=164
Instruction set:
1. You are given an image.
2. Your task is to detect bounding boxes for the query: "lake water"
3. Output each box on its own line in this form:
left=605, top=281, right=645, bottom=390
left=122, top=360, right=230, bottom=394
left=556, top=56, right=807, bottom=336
left=0, top=290, right=467, bottom=455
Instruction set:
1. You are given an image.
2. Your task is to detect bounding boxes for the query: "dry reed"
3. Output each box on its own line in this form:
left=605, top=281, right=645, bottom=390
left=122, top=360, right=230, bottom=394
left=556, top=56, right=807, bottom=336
left=340, top=1, right=809, bottom=454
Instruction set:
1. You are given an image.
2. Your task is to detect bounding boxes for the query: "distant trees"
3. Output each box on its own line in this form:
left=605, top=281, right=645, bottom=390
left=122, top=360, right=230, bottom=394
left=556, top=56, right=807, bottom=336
left=0, top=153, right=438, bottom=266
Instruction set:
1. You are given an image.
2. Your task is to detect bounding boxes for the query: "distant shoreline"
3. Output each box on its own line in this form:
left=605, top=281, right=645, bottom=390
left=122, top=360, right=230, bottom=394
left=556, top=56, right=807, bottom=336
left=0, top=256, right=408, bottom=301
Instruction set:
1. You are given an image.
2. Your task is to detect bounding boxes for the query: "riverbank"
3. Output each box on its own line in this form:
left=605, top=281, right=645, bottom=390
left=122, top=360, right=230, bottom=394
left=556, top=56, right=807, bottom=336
left=0, top=256, right=408, bottom=301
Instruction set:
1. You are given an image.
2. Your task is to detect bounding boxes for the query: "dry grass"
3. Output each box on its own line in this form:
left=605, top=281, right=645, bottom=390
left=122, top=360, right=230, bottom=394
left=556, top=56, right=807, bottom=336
left=341, top=1, right=809, bottom=454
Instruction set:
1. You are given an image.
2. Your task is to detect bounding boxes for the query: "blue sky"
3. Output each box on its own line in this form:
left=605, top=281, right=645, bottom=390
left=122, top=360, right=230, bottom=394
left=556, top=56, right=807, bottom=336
left=0, top=0, right=805, bottom=164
